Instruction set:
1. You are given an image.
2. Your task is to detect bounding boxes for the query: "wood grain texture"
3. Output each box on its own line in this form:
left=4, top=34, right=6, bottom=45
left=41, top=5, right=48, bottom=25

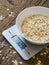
left=0, top=0, right=49, bottom=65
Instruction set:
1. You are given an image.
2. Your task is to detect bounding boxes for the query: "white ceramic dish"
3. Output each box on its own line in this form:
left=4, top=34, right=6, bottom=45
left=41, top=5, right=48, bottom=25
left=16, top=6, right=49, bottom=45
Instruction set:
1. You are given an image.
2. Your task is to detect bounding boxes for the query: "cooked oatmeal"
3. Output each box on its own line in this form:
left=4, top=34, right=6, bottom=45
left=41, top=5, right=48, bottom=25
left=21, top=15, right=49, bottom=43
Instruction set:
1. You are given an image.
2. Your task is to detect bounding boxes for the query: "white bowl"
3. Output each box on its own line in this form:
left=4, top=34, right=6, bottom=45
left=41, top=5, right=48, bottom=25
left=16, top=6, right=49, bottom=45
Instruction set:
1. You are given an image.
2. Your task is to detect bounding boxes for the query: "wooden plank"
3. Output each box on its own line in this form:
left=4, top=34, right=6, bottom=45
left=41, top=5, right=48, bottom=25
left=0, top=0, right=49, bottom=65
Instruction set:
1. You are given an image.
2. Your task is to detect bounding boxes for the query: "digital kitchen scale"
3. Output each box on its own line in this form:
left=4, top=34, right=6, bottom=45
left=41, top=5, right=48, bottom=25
left=2, top=25, right=49, bottom=60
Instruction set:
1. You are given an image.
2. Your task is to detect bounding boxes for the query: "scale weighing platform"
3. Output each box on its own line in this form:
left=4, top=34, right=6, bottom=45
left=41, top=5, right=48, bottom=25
left=2, top=25, right=49, bottom=60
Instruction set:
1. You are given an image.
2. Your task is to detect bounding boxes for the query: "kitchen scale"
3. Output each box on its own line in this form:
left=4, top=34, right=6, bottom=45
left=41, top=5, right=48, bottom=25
left=2, top=25, right=49, bottom=60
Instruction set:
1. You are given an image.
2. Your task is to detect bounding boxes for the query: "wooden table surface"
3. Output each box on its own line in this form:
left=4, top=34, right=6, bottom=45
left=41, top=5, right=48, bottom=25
left=0, top=0, right=49, bottom=65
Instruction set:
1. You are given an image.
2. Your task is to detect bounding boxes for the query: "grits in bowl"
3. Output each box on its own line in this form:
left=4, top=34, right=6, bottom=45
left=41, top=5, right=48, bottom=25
left=21, top=14, right=49, bottom=43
